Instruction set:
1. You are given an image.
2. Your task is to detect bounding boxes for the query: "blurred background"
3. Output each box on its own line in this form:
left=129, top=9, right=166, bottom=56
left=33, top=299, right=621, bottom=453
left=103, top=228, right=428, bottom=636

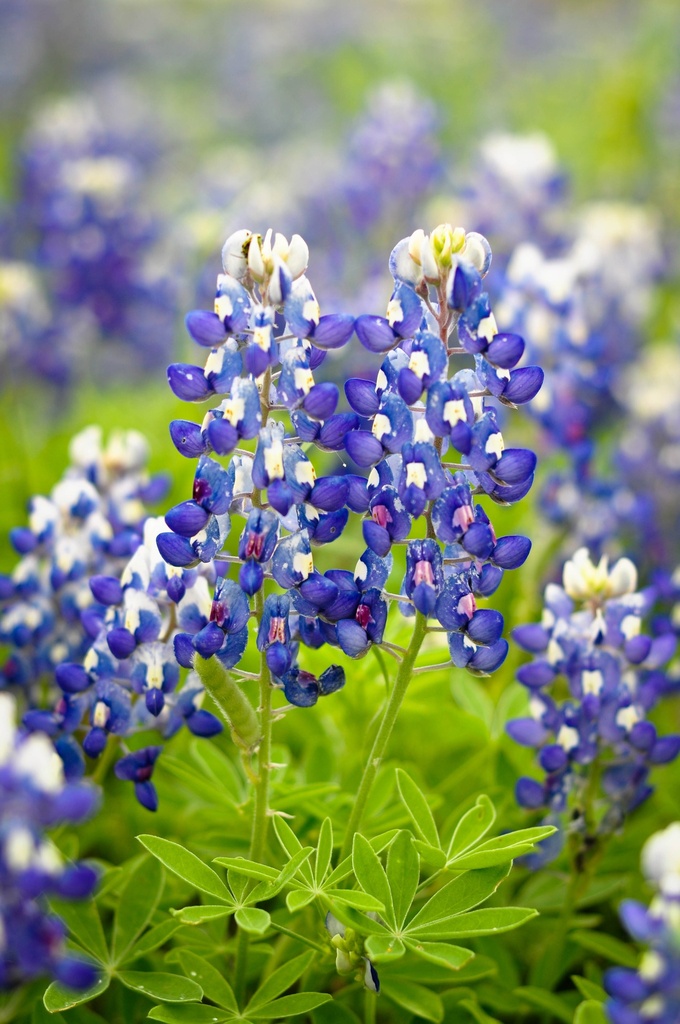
left=1, top=0, right=679, bottom=554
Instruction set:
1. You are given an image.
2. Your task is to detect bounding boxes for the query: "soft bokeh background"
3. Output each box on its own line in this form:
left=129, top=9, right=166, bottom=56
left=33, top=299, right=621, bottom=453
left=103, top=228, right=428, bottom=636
left=1, top=0, right=679, bottom=563
left=2, top=4, right=680, bottom=1019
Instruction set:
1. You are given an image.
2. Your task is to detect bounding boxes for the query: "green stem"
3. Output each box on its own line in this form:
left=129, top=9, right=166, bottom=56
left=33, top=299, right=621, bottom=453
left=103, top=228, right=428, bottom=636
left=234, top=586, right=273, bottom=1006
left=340, top=612, right=428, bottom=861
left=364, top=988, right=377, bottom=1024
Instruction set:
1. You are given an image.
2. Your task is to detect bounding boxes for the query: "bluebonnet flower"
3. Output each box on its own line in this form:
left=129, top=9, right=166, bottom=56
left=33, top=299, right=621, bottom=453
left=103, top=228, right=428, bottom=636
left=509, top=549, right=679, bottom=858
left=0, top=693, right=98, bottom=990
left=0, top=428, right=227, bottom=809
left=0, top=427, right=169, bottom=703
left=605, top=823, right=680, bottom=1024
left=159, top=220, right=540, bottom=724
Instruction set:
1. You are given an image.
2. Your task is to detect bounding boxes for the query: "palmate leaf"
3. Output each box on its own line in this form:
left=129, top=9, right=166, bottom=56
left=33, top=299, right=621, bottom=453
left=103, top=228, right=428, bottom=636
left=352, top=834, right=395, bottom=928
left=409, top=906, right=538, bottom=940
left=138, top=835, right=233, bottom=904
left=126, top=919, right=183, bottom=963
left=386, top=831, right=420, bottom=929
left=247, top=993, right=332, bottom=1019
left=447, top=796, right=496, bottom=860
left=324, top=888, right=385, bottom=912
left=315, top=817, right=333, bottom=885
left=117, top=971, right=203, bottom=1003
left=449, top=826, right=557, bottom=870
left=403, top=940, right=473, bottom=971
left=43, top=974, right=110, bottom=1014
left=111, top=855, right=165, bottom=965
left=325, top=830, right=399, bottom=887
left=49, top=898, right=108, bottom=966
left=246, top=951, right=316, bottom=1010
left=395, top=770, right=440, bottom=848
left=234, top=908, right=271, bottom=934
left=364, top=934, right=406, bottom=962
left=272, top=817, right=314, bottom=886
left=407, top=865, right=510, bottom=934
left=174, top=950, right=238, bottom=1012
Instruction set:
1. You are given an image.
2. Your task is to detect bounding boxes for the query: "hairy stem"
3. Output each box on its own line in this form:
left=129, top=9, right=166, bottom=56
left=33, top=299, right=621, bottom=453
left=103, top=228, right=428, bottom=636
left=340, top=612, right=428, bottom=860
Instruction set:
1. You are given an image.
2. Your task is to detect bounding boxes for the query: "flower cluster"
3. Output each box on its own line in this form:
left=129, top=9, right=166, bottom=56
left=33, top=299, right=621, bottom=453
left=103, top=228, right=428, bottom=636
left=0, top=693, right=97, bottom=990
left=159, top=223, right=541, bottom=703
left=3, top=94, right=176, bottom=386
left=0, top=427, right=223, bottom=809
left=510, top=549, right=679, bottom=853
left=605, top=822, right=680, bottom=1024
left=494, top=202, right=662, bottom=468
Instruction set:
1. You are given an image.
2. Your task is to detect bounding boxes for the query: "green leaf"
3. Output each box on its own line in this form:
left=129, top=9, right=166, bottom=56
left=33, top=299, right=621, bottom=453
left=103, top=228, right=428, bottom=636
left=574, top=1001, right=609, bottom=1024
left=246, top=951, right=316, bottom=1010
left=247, top=993, right=332, bottom=1019
left=458, top=998, right=502, bottom=1024
left=386, top=830, right=420, bottom=929
left=49, top=899, right=108, bottom=966
left=450, top=826, right=556, bottom=869
left=213, top=857, right=278, bottom=882
left=190, top=739, right=243, bottom=801
left=408, top=906, right=538, bottom=940
left=395, top=770, right=440, bottom=848
left=315, top=817, right=333, bottom=885
left=311, top=1004, right=360, bottom=1024
left=125, top=919, right=183, bottom=963
left=404, top=940, right=474, bottom=971
left=571, top=976, right=607, bottom=1002
left=450, top=676, right=494, bottom=729
left=352, top=834, right=394, bottom=928
left=514, top=986, right=573, bottom=1023
left=364, top=934, right=405, bottom=962
left=234, top=907, right=271, bottom=934
left=171, top=905, right=234, bottom=925
left=413, top=841, right=447, bottom=869
left=406, top=865, right=510, bottom=934
left=447, top=796, right=496, bottom=860
left=250, top=847, right=313, bottom=901
left=117, top=971, right=203, bottom=1002
left=286, top=889, right=316, bottom=912
left=325, top=888, right=385, bottom=912
left=571, top=930, right=639, bottom=967
left=272, top=817, right=314, bottom=886
left=383, top=979, right=444, bottom=1023
left=322, top=902, right=389, bottom=936
left=148, top=1006, right=231, bottom=1023
left=43, top=975, right=110, bottom=1013
left=175, top=951, right=238, bottom=1011
left=138, top=835, right=233, bottom=904
left=325, top=830, right=399, bottom=887
left=160, top=757, right=237, bottom=807
left=111, top=855, right=164, bottom=965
